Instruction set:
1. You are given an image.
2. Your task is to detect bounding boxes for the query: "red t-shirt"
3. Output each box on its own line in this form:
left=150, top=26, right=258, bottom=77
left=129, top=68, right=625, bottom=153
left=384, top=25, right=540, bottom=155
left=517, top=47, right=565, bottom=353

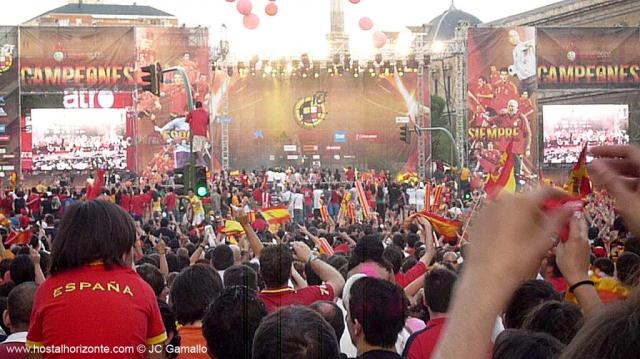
left=130, top=195, right=148, bottom=216
left=403, top=317, right=448, bottom=359
left=395, top=262, right=427, bottom=288
left=165, top=193, right=177, bottom=211
left=302, top=188, right=313, bottom=206
left=27, top=264, right=166, bottom=358
left=120, top=194, right=131, bottom=213
left=28, top=194, right=41, bottom=213
left=186, top=108, right=210, bottom=137
left=259, top=285, right=335, bottom=313
left=0, top=197, right=13, bottom=214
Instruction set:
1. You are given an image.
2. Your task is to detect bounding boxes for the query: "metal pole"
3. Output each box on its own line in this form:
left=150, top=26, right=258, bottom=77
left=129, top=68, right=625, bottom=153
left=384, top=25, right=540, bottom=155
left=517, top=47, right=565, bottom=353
left=161, top=66, right=195, bottom=190
left=415, top=126, right=459, bottom=169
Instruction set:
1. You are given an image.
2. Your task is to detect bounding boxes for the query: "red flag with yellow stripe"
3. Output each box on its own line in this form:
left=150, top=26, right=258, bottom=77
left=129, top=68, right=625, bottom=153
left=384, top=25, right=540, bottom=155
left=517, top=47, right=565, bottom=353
left=222, top=220, right=245, bottom=236
left=484, top=142, right=516, bottom=200
left=410, top=211, right=462, bottom=240
left=260, top=206, right=292, bottom=225
left=568, top=144, right=592, bottom=198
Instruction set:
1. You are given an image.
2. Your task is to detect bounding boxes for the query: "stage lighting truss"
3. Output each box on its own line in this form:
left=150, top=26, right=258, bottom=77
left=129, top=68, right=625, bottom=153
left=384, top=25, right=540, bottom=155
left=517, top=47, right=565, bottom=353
left=232, top=53, right=421, bottom=79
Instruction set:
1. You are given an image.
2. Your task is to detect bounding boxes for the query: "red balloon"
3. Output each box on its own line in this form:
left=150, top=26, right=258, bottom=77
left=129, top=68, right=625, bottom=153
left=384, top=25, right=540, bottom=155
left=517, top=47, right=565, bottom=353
left=225, top=0, right=235, bottom=2
left=243, top=13, right=260, bottom=30
left=349, top=0, right=361, bottom=3
left=373, top=31, right=387, bottom=48
left=359, top=17, right=373, bottom=31
left=237, top=0, right=253, bottom=15
left=265, top=2, right=278, bottom=16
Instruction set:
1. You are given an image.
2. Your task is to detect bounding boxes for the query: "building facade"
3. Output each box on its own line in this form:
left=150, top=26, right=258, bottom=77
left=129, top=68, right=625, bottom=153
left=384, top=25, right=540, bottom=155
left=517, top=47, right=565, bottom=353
left=23, top=0, right=178, bottom=27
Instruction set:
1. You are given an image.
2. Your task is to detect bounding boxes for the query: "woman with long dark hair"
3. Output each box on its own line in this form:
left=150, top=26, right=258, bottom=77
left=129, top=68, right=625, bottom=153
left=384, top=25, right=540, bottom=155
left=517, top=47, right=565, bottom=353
left=27, top=200, right=166, bottom=358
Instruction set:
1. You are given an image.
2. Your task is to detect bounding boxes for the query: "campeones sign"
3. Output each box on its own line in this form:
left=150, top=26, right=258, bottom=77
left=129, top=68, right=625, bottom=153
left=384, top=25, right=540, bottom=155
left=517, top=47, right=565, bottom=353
left=538, top=64, right=640, bottom=87
left=20, top=65, right=136, bottom=89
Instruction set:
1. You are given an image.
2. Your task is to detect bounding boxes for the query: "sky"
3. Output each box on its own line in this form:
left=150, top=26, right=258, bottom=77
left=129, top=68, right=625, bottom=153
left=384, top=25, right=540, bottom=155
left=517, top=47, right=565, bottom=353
left=0, top=0, right=560, bottom=59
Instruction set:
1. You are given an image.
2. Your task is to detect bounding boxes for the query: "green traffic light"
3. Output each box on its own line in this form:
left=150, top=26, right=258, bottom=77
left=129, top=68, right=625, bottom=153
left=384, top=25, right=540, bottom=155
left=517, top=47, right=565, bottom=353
left=196, top=185, right=209, bottom=197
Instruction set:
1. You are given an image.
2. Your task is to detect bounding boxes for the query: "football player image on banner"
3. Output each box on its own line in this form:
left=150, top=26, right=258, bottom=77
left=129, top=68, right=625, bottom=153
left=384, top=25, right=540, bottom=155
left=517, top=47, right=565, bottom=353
left=467, top=27, right=537, bottom=178
left=135, top=27, right=211, bottom=178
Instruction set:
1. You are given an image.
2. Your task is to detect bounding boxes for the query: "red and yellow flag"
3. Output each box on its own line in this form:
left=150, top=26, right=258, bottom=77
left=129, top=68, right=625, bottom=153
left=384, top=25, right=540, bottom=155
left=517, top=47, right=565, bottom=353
left=222, top=220, right=245, bottom=236
left=355, top=181, right=371, bottom=220
left=260, top=206, right=292, bottom=225
left=411, top=211, right=462, bottom=240
left=425, top=183, right=432, bottom=211
left=320, top=203, right=330, bottom=223
left=484, top=142, right=516, bottom=200
left=431, top=185, right=443, bottom=212
left=568, top=144, right=592, bottom=198
left=5, top=230, right=32, bottom=246
left=318, top=237, right=335, bottom=256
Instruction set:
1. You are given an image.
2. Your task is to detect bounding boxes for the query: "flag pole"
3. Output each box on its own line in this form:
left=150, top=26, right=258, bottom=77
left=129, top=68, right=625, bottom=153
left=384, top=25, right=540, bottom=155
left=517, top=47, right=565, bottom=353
left=460, top=195, right=483, bottom=241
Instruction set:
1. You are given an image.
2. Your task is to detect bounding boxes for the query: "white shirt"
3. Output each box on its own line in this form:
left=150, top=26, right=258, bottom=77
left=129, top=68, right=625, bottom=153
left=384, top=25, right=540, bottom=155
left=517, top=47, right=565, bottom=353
left=281, top=190, right=292, bottom=205
left=415, top=188, right=426, bottom=210
left=313, top=189, right=324, bottom=209
left=512, top=42, right=536, bottom=80
left=406, top=188, right=417, bottom=206
left=292, top=193, right=304, bottom=210
left=266, top=171, right=276, bottom=182
left=2, top=331, right=27, bottom=344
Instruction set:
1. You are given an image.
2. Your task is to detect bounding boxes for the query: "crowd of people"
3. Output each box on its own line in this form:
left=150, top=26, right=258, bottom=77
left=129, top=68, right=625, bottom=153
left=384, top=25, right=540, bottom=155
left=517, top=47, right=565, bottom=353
left=0, top=144, right=638, bottom=358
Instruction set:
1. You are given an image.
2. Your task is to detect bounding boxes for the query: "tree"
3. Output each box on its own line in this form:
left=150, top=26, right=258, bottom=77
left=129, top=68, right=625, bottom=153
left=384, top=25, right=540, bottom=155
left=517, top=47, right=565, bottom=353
left=429, top=95, right=455, bottom=164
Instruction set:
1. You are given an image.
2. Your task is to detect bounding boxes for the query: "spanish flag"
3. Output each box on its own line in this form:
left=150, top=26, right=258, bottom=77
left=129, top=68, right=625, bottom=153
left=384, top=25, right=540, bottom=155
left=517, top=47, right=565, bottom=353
left=318, top=238, right=335, bottom=256
left=410, top=211, right=462, bottom=240
left=431, top=185, right=443, bottom=212
left=260, top=206, right=292, bottom=225
left=425, top=183, right=432, bottom=211
left=222, top=220, right=245, bottom=236
left=565, top=274, right=628, bottom=304
left=484, top=142, right=516, bottom=200
left=320, top=202, right=330, bottom=223
left=5, top=229, right=32, bottom=246
left=567, top=144, right=592, bottom=198
left=355, top=181, right=371, bottom=220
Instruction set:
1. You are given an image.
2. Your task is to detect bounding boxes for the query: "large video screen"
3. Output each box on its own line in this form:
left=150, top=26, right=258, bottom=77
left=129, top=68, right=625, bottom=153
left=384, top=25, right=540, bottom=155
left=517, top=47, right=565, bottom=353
left=543, top=105, right=629, bottom=165
left=31, top=108, right=127, bottom=171
left=217, top=72, right=425, bottom=172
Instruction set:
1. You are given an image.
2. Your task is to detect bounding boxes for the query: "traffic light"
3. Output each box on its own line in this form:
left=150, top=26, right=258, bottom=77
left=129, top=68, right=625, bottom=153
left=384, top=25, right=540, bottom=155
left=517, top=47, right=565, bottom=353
left=400, top=124, right=411, bottom=144
left=141, top=63, right=162, bottom=96
left=194, top=166, right=209, bottom=197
